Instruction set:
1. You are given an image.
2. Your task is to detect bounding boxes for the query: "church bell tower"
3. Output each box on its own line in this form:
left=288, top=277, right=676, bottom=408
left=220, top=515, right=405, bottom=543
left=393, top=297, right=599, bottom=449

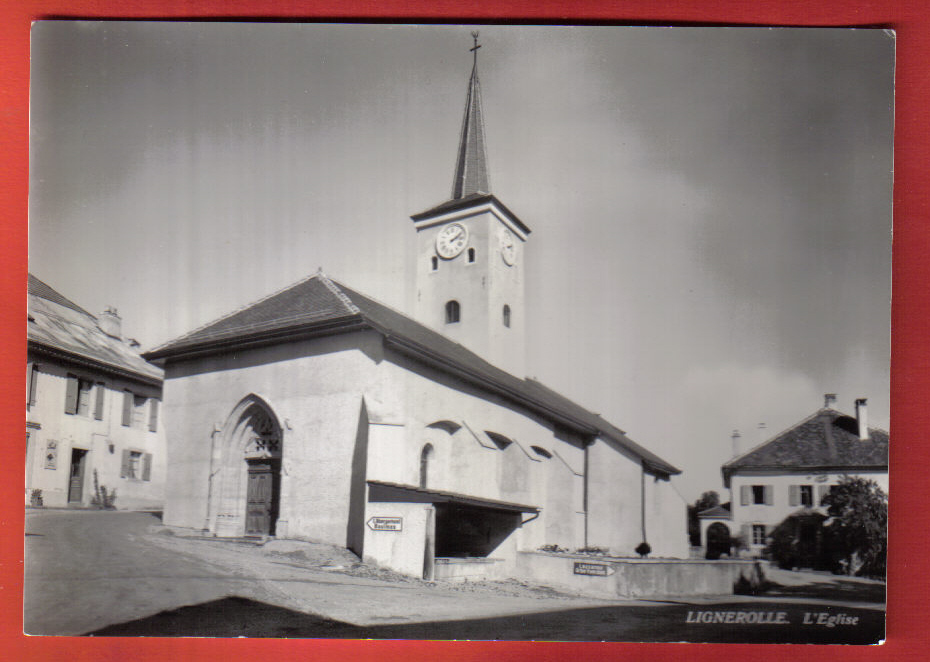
left=411, top=33, right=531, bottom=378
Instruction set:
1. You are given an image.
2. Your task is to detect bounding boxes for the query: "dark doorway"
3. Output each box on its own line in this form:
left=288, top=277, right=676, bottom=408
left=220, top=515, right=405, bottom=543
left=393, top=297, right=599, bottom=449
left=68, top=448, right=87, bottom=503
left=705, top=522, right=731, bottom=560
left=434, top=504, right=520, bottom=558
left=245, top=459, right=280, bottom=536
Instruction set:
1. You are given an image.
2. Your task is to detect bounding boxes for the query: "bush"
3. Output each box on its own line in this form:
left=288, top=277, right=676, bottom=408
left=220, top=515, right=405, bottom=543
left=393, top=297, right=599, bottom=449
left=90, top=469, right=117, bottom=510
left=30, top=489, right=43, bottom=507
left=538, top=544, right=569, bottom=553
left=635, top=542, right=651, bottom=558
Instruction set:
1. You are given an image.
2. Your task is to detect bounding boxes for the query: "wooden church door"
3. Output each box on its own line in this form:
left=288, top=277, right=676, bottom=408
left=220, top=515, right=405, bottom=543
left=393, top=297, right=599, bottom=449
left=245, top=460, right=279, bottom=536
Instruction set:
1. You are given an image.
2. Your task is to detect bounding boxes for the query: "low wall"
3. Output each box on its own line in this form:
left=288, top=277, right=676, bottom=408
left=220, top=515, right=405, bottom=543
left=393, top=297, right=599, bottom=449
left=433, top=557, right=508, bottom=582
left=515, top=552, right=764, bottom=598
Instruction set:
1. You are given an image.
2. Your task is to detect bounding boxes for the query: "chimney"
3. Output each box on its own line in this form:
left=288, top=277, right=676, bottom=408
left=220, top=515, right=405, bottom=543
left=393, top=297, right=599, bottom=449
left=99, top=306, right=122, bottom=339
left=855, top=398, right=869, bottom=440
left=823, top=393, right=837, bottom=409
left=731, top=429, right=741, bottom=457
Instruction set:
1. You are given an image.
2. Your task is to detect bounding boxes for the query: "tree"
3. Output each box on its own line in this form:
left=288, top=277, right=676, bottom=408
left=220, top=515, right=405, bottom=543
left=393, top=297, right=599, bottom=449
left=821, top=476, right=887, bottom=576
left=688, top=490, right=721, bottom=546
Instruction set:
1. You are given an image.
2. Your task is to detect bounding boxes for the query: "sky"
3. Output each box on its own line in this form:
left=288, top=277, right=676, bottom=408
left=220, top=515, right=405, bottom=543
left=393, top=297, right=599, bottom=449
left=28, top=23, right=894, bottom=503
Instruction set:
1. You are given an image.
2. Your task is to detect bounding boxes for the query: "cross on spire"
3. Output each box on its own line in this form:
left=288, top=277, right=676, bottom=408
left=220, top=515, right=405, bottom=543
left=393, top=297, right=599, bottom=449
left=470, top=31, right=481, bottom=68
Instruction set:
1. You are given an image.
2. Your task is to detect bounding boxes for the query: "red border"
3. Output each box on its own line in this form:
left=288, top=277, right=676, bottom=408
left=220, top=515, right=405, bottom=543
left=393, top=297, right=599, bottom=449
left=3, top=2, right=927, bottom=661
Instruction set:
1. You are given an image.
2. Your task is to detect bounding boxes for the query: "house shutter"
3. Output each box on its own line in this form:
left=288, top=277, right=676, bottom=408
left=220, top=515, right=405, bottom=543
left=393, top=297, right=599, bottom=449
left=64, top=375, right=79, bottom=414
left=148, top=399, right=159, bottom=432
left=818, top=484, right=829, bottom=505
left=94, top=383, right=105, bottom=420
left=142, top=453, right=152, bottom=481
left=764, top=485, right=773, bottom=505
left=789, top=485, right=799, bottom=506
left=121, top=391, right=132, bottom=426
left=740, top=485, right=750, bottom=506
left=741, top=524, right=751, bottom=545
left=120, top=449, right=130, bottom=478
left=27, top=362, right=38, bottom=406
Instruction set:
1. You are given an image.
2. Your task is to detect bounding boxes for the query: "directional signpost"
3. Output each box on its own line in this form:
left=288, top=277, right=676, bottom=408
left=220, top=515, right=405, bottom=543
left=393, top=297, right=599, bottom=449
left=366, top=516, right=403, bottom=532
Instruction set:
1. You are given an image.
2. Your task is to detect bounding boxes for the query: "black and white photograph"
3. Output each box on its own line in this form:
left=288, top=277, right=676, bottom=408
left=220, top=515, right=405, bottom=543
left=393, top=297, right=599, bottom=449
left=25, top=22, right=892, bottom=643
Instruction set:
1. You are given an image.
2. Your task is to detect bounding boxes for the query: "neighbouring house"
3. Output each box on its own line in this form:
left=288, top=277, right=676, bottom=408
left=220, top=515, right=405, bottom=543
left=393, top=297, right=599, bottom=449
left=143, top=39, right=688, bottom=582
left=26, top=274, right=166, bottom=510
left=705, top=393, right=888, bottom=558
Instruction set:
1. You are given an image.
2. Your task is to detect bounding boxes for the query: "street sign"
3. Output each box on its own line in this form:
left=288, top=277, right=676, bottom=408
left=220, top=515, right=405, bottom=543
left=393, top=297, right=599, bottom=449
left=367, top=516, right=403, bottom=531
left=573, top=561, right=614, bottom=576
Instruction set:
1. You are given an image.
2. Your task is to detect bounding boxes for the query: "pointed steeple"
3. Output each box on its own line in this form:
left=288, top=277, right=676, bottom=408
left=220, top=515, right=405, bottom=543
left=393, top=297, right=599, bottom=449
left=451, top=32, right=490, bottom=199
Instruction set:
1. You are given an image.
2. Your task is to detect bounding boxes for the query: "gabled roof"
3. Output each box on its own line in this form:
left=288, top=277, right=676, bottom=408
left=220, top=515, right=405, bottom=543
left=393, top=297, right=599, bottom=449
left=698, top=503, right=731, bottom=519
left=145, top=273, right=680, bottom=477
left=721, top=408, right=888, bottom=487
left=28, top=274, right=163, bottom=386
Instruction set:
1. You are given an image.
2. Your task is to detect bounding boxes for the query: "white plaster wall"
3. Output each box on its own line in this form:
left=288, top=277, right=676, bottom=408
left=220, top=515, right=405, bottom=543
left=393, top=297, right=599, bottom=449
left=585, top=437, right=643, bottom=554
left=370, top=348, right=587, bottom=552
left=728, top=469, right=889, bottom=553
left=161, top=330, right=384, bottom=546
left=362, top=502, right=432, bottom=577
left=25, top=357, right=165, bottom=510
left=644, top=474, right=688, bottom=559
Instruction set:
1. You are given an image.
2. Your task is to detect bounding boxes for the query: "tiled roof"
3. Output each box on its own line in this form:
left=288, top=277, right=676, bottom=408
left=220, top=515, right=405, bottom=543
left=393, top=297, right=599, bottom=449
left=722, top=409, right=888, bottom=486
left=28, top=274, right=163, bottom=385
left=451, top=59, right=490, bottom=200
left=146, top=273, right=680, bottom=476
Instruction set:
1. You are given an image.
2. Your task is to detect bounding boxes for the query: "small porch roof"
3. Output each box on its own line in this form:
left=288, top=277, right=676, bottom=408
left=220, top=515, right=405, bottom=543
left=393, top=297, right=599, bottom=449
left=367, top=480, right=539, bottom=514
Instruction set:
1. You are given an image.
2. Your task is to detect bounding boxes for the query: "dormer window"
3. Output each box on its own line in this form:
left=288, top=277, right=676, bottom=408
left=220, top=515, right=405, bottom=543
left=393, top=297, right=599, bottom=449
left=445, top=300, right=460, bottom=324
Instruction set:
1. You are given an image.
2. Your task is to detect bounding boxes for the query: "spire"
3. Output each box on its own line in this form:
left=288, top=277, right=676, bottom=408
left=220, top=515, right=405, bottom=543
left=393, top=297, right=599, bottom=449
left=451, top=32, right=490, bottom=199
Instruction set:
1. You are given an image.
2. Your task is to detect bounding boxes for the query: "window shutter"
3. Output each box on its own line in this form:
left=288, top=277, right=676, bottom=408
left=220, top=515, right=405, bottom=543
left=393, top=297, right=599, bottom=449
left=120, top=449, right=130, bottom=478
left=27, top=362, right=38, bottom=406
left=64, top=375, right=79, bottom=414
left=740, top=485, right=750, bottom=506
left=121, top=391, right=132, bottom=426
left=94, top=383, right=105, bottom=420
left=142, top=453, right=152, bottom=481
left=764, top=485, right=773, bottom=505
left=148, top=399, right=159, bottom=432
left=789, top=485, right=799, bottom=506
left=741, top=524, right=751, bottom=545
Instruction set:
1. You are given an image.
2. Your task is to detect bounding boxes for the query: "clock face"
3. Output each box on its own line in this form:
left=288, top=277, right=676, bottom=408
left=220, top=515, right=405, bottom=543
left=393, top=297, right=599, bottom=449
left=499, top=228, right=517, bottom=266
left=436, top=223, right=469, bottom=259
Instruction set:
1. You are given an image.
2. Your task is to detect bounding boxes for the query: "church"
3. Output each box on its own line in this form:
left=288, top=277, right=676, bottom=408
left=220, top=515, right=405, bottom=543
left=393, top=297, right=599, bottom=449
left=145, top=36, right=688, bottom=581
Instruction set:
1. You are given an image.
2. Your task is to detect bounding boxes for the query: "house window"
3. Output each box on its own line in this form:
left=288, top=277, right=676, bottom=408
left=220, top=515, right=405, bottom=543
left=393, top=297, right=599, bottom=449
left=148, top=399, right=159, bottom=432
left=64, top=375, right=93, bottom=416
left=503, top=304, right=511, bottom=328
left=789, top=484, right=815, bottom=507
left=445, top=300, right=460, bottom=324
left=121, top=449, right=152, bottom=481
left=467, top=247, right=476, bottom=263
left=800, top=485, right=813, bottom=507
left=742, top=484, right=773, bottom=505
left=419, top=443, right=434, bottom=489
left=431, top=256, right=438, bottom=271
left=752, top=524, right=767, bottom=546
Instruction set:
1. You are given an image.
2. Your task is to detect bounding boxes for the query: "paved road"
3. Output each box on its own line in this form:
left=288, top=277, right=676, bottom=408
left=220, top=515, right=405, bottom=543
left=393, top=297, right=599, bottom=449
left=25, top=509, right=885, bottom=643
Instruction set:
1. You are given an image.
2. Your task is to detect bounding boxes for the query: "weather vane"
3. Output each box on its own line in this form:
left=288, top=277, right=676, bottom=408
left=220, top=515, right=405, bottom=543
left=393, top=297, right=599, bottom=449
left=470, top=31, right=481, bottom=66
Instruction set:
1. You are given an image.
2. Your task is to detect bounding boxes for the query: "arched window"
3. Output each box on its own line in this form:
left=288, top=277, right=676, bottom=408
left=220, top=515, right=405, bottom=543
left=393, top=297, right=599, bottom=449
left=502, top=304, right=511, bottom=328
left=445, top=300, right=460, bottom=324
left=431, top=256, right=439, bottom=271
left=467, top=247, right=476, bottom=263
left=419, top=443, right=434, bottom=489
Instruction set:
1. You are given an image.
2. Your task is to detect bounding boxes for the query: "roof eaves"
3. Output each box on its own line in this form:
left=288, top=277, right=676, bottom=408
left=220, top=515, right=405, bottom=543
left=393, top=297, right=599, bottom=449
left=29, top=341, right=163, bottom=388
